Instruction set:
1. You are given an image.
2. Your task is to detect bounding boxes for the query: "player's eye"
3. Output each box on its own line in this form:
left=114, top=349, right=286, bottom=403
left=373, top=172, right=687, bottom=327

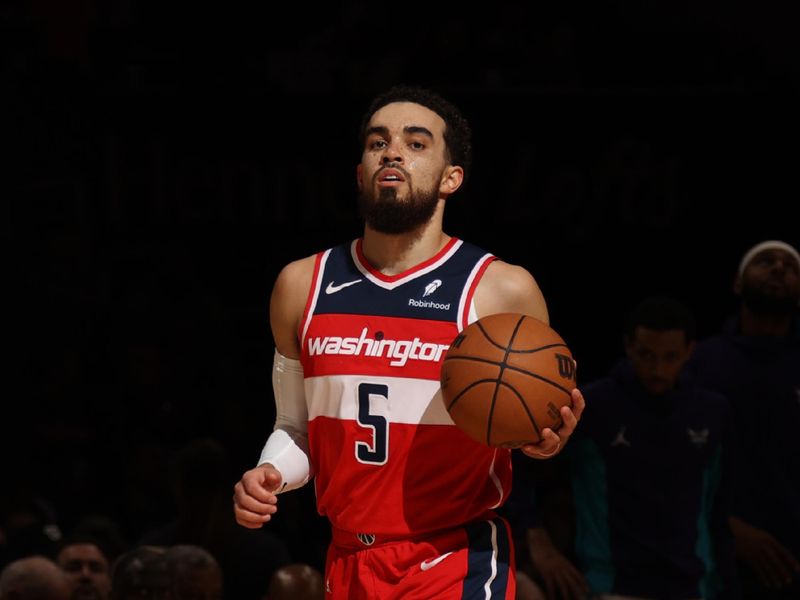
left=369, top=139, right=388, bottom=150
left=409, top=141, right=425, bottom=150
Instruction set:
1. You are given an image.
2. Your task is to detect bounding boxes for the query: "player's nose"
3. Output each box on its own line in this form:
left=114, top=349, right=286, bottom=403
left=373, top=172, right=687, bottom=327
left=380, top=142, right=403, bottom=164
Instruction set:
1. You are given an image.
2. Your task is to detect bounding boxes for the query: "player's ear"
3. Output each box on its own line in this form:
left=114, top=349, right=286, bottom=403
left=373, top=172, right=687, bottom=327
left=440, top=165, right=463, bottom=196
left=356, top=164, right=364, bottom=191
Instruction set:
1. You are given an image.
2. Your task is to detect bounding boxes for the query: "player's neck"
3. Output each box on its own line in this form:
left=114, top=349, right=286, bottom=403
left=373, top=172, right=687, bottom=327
left=739, top=306, right=793, bottom=337
left=361, top=223, right=451, bottom=276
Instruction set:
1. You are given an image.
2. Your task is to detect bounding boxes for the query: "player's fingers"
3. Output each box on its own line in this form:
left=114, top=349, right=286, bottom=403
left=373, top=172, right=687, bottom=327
left=263, top=469, right=283, bottom=491
left=521, top=429, right=561, bottom=458
left=559, top=405, right=578, bottom=437
left=240, top=474, right=279, bottom=502
left=570, top=388, right=586, bottom=420
left=233, top=509, right=270, bottom=529
left=233, top=494, right=277, bottom=526
left=234, top=485, right=277, bottom=514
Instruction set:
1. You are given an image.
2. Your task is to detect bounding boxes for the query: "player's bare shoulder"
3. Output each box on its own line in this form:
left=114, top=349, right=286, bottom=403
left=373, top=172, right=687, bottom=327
left=270, top=254, right=317, bottom=357
left=474, top=259, right=549, bottom=323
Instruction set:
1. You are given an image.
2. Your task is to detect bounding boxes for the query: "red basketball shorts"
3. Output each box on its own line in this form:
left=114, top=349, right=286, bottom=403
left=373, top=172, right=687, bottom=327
left=323, top=516, right=516, bottom=599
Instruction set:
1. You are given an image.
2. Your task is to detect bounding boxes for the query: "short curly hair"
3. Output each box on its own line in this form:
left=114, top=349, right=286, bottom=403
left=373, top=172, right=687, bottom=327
left=359, top=85, right=473, bottom=178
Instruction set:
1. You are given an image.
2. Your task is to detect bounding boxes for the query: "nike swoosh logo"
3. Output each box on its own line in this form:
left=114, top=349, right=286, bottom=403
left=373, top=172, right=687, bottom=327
left=325, top=279, right=362, bottom=294
left=420, top=552, right=453, bottom=571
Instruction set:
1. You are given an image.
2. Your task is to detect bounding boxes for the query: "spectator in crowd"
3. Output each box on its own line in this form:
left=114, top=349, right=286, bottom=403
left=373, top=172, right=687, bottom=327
left=264, top=563, right=324, bottom=600
left=56, top=534, right=112, bottom=600
left=139, top=438, right=290, bottom=599
left=691, top=240, right=800, bottom=599
left=524, top=297, right=738, bottom=599
left=109, top=546, right=169, bottom=600
left=0, top=555, right=70, bottom=600
left=164, top=545, right=223, bottom=600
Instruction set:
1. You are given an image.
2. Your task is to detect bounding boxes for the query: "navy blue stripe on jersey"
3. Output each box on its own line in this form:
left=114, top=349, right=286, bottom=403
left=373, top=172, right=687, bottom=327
left=314, top=240, right=491, bottom=322
left=461, top=518, right=511, bottom=599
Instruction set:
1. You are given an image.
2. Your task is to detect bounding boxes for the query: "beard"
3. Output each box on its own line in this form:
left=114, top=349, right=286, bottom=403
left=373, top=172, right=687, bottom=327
left=740, top=279, right=799, bottom=316
left=358, top=181, right=440, bottom=235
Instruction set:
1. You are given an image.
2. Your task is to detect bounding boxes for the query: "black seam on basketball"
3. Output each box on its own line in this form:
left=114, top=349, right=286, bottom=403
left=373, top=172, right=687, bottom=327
left=446, top=378, right=499, bottom=411
left=442, top=356, right=504, bottom=368
left=506, top=343, right=569, bottom=354
left=487, top=316, right=526, bottom=445
left=504, top=367, right=574, bottom=396
left=486, top=378, right=501, bottom=446
left=475, top=320, right=511, bottom=351
left=498, top=381, right=542, bottom=440
left=442, top=344, right=569, bottom=366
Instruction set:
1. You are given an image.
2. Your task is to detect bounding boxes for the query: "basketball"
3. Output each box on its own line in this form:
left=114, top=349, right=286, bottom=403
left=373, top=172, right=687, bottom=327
left=440, top=313, right=577, bottom=448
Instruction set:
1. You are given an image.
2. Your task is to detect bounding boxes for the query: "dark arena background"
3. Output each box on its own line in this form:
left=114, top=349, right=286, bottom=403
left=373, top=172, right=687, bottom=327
left=2, top=1, right=798, bottom=596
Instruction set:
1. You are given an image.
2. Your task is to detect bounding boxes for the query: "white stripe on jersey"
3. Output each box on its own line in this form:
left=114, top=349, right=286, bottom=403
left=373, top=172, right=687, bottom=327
left=350, top=239, right=464, bottom=290
left=468, top=299, right=479, bottom=325
left=300, top=249, right=331, bottom=347
left=483, top=520, right=499, bottom=599
left=457, top=253, right=495, bottom=331
left=304, top=375, right=453, bottom=426
left=488, top=450, right=505, bottom=509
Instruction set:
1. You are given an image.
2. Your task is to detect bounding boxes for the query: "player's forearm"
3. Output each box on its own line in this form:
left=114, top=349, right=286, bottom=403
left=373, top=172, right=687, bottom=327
left=258, top=350, right=313, bottom=492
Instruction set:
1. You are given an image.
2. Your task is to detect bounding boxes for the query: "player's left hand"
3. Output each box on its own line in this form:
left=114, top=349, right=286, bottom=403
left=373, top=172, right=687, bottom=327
left=520, top=387, right=585, bottom=459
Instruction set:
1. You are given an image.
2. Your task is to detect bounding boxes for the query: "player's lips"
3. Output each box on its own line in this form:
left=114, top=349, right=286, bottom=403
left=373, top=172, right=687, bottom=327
left=376, top=168, right=406, bottom=187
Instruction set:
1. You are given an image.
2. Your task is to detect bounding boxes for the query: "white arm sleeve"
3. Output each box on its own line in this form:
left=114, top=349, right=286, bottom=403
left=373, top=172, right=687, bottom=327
left=257, top=350, right=313, bottom=493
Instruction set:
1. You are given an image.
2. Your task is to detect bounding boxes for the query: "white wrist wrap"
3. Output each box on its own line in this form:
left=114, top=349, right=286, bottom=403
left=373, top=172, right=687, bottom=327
left=257, top=350, right=312, bottom=493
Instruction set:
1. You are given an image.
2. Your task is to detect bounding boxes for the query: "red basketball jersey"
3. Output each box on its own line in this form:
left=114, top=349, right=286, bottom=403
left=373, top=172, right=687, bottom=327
left=299, top=238, right=513, bottom=540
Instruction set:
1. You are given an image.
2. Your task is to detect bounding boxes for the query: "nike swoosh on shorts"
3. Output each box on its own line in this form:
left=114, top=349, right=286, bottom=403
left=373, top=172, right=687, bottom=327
left=420, top=551, right=454, bottom=571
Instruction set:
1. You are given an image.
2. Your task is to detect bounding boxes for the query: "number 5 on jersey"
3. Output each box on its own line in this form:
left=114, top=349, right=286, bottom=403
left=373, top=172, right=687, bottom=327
left=356, top=383, right=389, bottom=465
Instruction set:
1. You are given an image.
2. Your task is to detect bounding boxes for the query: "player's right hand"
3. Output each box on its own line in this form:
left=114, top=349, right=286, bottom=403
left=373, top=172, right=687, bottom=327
left=233, top=464, right=283, bottom=528
left=730, top=517, right=800, bottom=588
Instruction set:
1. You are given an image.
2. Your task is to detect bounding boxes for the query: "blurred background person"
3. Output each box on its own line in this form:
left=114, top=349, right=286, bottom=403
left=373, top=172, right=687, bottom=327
left=522, top=297, right=737, bottom=600
left=56, top=533, right=112, bottom=600
left=138, top=438, right=290, bottom=599
left=0, top=555, right=70, bottom=600
left=164, top=545, right=223, bottom=600
left=691, top=240, right=800, bottom=599
left=109, top=546, right=169, bottom=600
left=264, top=563, right=324, bottom=600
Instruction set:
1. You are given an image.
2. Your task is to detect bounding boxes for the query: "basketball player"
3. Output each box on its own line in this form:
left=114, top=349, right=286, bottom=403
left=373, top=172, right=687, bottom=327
left=233, top=85, right=585, bottom=599
left=691, top=240, right=800, bottom=600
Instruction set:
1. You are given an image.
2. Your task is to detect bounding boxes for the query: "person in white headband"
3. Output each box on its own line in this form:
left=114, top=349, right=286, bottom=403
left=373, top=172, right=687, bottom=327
left=690, top=239, right=800, bottom=597
left=737, top=240, right=800, bottom=277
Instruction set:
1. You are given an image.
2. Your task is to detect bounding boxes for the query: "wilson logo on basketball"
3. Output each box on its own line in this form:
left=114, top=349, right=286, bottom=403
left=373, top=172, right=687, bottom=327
left=555, top=353, right=576, bottom=380
left=307, top=327, right=450, bottom=367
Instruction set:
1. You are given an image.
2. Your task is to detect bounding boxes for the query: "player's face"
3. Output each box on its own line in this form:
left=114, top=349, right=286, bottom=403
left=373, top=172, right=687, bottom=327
left=737, top=248, right=800, bottom=315
left=57, top=544, right=111, bottom=600
left=625, top=327, right=694, bottom=396
left=357, top=101, right=462, bottom=234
